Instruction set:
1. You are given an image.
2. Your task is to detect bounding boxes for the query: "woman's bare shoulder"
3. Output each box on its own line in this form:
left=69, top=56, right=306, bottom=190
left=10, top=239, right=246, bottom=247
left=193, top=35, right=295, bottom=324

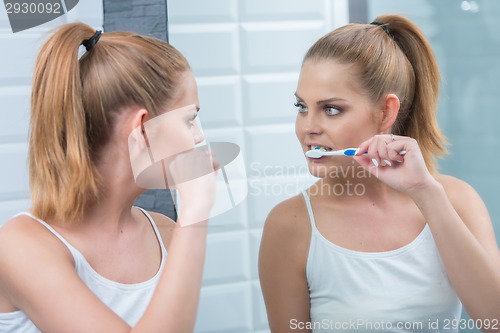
left=0, top=214, right=75, bottom=305
left=263, top=193, right=311, bottom=246
left=1, top=214, right=65, bottom=247
left=0, top=214, right=73, bottom=262
left=0, top=214, right=131, bottom=331
left=436, top=174, right=496, bottom=245
left=267, top=193, right=308, bottom=220
left=436, top=174, right=484, bottom=212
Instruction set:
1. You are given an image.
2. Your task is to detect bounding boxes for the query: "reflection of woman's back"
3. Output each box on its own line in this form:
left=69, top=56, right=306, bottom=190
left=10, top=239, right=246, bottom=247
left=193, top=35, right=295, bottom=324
left=0, top=22, right=215, bottom=333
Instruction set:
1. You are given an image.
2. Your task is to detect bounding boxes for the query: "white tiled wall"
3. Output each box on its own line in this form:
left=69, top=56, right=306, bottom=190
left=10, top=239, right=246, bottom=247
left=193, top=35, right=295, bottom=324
left=0, top=2, right=103, bottom=223
left=169, top=1, right=348, bottom=332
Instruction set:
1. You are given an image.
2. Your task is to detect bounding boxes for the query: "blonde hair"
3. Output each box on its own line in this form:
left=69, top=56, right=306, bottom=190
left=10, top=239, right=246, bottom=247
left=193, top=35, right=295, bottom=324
left=30, top=22, right=190, bottom=224
left=304, top=14, right=447, bottom=174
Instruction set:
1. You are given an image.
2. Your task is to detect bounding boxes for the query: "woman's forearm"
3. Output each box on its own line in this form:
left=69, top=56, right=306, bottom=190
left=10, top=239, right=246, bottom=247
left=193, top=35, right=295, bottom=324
left=410, top=181, right=500, bottom=325
left=133, top=213, right=208, bottom=333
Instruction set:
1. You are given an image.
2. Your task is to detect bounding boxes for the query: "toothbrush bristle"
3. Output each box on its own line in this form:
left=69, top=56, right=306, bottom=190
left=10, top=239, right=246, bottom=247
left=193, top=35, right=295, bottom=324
left=305, top=150, right=323, bottom=158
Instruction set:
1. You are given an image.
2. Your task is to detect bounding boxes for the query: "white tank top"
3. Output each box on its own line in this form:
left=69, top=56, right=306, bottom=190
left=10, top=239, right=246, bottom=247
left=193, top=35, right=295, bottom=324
left=0, top=208, right=167, bottom=333
left=303, top=191, right=462, bottom=332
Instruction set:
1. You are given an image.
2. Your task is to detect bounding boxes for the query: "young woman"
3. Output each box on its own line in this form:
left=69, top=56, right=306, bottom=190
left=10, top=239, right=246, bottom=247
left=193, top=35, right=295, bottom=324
left=259, top=14, right=500, bottom=332
left=0, top=22, right=215, bottom=332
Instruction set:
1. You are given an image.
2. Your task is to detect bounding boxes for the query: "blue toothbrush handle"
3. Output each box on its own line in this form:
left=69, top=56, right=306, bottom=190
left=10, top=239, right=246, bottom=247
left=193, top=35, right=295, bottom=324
left=343, top=148, right=367, bottom=156
left=346, top=149, right=405, bottom=156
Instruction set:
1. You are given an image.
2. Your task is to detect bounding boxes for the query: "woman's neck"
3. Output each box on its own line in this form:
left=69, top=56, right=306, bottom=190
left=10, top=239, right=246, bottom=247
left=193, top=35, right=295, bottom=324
left=74, top=145, right=145, bottom=234
left=313, top=166, right=404, bottom=206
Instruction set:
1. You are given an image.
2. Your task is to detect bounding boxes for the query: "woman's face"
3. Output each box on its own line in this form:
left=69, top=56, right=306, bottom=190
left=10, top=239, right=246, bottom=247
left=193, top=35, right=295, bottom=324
left=128, top=71, right=205, bottom=189
left=161, top=70, right=204, bottom=148
left=144, top=70, right=204, bottom=158
left=295, top=59, right=381, bottom=178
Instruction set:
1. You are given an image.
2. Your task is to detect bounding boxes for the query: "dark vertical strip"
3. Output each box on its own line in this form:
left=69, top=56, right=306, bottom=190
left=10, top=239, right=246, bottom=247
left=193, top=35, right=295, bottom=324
left=221, top=167, right=235, bottom=207
left=348, top=0, right=369, bottom=23
left=103, top=0, right=168, bottom=42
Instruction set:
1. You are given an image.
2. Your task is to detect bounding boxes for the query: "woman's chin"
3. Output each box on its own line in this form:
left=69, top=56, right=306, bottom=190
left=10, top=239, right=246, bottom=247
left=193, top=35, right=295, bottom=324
left=307, top=163, right=331, bottom=178
left=306, top=158, right=355, bottom=179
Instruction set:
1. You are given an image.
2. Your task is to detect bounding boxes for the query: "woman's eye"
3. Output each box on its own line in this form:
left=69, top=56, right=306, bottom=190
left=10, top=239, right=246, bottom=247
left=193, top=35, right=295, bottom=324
left=187, top=113, right=198, bottom=126
left=294, top=102, right=307, bottom=113
left=325, top=106, right=341, bottom=116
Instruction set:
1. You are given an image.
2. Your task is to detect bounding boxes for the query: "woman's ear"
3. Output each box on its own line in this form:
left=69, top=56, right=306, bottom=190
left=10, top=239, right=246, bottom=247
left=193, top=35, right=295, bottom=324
left=379, top=93, right=400, bottom=133
left=129, top=108, right=149, bottom=134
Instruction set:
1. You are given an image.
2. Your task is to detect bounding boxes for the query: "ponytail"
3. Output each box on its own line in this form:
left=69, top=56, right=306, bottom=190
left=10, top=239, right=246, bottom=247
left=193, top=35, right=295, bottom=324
left=375, top=14, right=447, bottom=173
left=30, top=23, right=100, bottom=224
left=30, top=22, right=190, bottom=224
left=304, top=14, right=447, bottom=174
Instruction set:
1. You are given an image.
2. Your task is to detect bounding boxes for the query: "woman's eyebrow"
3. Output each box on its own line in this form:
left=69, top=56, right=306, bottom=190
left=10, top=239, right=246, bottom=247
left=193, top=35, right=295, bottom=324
left=316, top=97, right=347, bottom=104
left=294, top=93, right=347, bottom=104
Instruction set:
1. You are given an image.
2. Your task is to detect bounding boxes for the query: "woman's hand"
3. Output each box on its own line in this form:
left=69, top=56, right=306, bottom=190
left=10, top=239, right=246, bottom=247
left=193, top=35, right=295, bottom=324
left=168, top=148, right=217, bottom=225
left=353, top=134, right=439, bottom=196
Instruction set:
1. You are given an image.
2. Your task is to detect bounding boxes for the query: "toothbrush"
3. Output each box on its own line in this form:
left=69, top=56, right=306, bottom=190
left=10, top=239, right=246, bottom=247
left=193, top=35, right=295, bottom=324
left=306, top=148, right=363, bottom=158
left=305, top=148, right=407, bottom=159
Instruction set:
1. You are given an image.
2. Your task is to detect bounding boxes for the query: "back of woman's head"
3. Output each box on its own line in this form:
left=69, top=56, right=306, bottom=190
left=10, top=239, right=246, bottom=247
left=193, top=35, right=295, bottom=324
left=304, top=14, right=446, bottom=174
left=30, top=22, right=190, bottom=224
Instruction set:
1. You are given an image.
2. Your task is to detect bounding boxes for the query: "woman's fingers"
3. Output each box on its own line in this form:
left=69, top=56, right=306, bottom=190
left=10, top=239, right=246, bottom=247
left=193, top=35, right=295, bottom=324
left=356, top=134, right=414, bottom=167
left=357, top=134, right=394, bottom=167
left=354, top=134, right=432, bottom=194
left=356, top=136, right=381, bottom=167
left=387, top=140, right=408, bottom=163
left=355, top=137, right=372, bottom=156
left=376, top=136, right=391, bottom=166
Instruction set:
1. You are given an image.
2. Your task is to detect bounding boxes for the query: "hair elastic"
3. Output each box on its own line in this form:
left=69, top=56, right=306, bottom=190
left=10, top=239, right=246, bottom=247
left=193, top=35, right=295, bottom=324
left=82, top=30, right=102, bottom=51
left=370, top=21, right=392, bottom=38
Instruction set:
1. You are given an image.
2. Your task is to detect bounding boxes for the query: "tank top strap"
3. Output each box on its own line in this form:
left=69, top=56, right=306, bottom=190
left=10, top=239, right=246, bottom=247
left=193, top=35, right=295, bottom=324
left=16, top=209, right=167, bottom=257
left=15, top=212, right=75, bottom=250
left=136, top=207, right=168, bottom=255
left=301, top=190, right=318, bottom=231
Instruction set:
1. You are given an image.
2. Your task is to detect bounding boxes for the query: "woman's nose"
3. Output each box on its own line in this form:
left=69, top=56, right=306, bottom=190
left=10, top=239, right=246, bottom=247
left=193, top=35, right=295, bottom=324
left=192, top=122, right=205, bottom=144
left=301, top=112, right=323, bottom=135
